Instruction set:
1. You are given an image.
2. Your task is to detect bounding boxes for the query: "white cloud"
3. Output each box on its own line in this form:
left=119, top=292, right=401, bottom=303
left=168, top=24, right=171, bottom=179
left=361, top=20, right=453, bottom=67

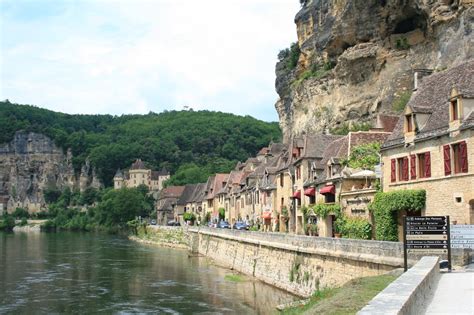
left=0, top=0, right=300, bottom=121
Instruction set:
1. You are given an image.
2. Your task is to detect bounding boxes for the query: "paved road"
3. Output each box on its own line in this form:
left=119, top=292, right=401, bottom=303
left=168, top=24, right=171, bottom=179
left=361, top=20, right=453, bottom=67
left=424, top=264, right=474, bottom=315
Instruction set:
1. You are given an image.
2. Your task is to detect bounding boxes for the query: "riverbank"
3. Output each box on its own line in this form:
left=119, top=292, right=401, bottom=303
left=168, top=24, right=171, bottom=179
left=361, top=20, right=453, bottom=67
left=280, top=273, right=399, bottom=314
left=129, top=225, right=189, bottom=250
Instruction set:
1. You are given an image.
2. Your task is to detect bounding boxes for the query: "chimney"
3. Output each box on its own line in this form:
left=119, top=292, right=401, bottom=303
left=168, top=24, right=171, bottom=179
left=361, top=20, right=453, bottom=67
left=413, top=69, right=433, bottom=91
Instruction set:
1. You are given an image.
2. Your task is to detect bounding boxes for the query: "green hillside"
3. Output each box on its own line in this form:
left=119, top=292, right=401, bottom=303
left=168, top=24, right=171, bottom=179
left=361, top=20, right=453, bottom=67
left=0, top=101, right=281, bottom=186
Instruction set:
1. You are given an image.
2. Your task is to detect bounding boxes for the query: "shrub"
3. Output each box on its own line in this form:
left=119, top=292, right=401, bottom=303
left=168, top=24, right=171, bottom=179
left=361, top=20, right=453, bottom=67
left=330, top=122, right=372, bottom=135
left=340, top=217, right=372, bottom=240
left=312, top=203, right=341, bottom=219
left=12, top=207, right=29, bottom=219
left=20, top=217, right=28, bottom=226
left=370, top=190, right=426, bottom=241
left=0, top=214, right=15, bottom=231
left=218, top=208, right=225, bottom=220
left=395, top=37, right=410, bottom=50
left=341, top=142, right=381, bottom=171
left=183, top=212, right=196, bottom=222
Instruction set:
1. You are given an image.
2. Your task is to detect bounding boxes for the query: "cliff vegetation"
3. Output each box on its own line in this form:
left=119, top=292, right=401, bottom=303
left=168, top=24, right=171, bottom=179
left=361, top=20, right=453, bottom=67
left=0, top=101, right=281, bottom=186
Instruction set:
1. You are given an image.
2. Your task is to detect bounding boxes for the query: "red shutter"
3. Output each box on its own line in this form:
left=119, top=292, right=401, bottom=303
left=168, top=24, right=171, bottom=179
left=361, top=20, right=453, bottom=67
left=403, top=157, right=409, bottom=181
left=425, top=152, right=431, bottom=178
left=391, top=159, right=396, bottom=182
left=460, top=141, right=468, bottom=173
left=410, top=155, right=416, bottom=180
left=444, top=145, right=451, bottom=175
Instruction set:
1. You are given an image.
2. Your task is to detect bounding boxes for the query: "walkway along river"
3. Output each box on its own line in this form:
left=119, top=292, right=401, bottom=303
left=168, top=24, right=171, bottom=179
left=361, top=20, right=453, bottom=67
left=0, top=231, right=296, bottom=314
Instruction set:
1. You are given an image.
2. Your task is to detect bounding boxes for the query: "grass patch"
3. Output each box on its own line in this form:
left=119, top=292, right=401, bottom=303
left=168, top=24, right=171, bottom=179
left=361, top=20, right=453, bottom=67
left=224, top=274, right=244, bottom=282
left=281, top=274, right=397, bottom=314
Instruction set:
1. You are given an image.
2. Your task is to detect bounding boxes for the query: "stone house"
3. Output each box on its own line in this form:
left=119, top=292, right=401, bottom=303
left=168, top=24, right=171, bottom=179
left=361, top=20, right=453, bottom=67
left=204, top=173, right=229, bottom=222
left=156, top=185, right=185, bottom=225
left=113, top=159, right=169, bottom=191
left=313, top=131, right=391, bottom=237
left=186, top=183, right=207, bottom=222
left=381, top=61, right=474, bottom=237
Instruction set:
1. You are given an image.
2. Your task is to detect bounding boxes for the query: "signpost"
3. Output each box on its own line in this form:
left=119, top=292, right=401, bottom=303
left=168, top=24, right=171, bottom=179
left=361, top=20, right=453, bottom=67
left=403, top=216, right=451, bottom=272
left=451, top=225, right=474, bottom=249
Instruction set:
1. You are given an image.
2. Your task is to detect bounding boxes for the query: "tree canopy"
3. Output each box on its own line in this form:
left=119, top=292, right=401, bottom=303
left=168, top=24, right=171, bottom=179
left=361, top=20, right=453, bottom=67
left=0, top=101, right=281, bottom=186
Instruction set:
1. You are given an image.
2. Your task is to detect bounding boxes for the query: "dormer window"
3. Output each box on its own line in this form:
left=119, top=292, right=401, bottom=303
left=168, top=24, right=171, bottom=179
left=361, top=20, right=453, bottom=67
left=405, top=114, right=414, bottom=133
left=450, top=99, right=459, bottom=121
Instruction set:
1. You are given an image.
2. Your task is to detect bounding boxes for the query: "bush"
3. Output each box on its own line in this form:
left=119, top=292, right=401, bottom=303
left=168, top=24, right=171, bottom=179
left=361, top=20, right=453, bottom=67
left=12, top=207, right=29, bottom=219
left=370, top=190, right=426, bottom=241
left=340, top=217, right=372, bottom=240
left=218, top=208, right=226, bottom=220
left=312, top=203, right=341, bottom=219
left=0, top=214, right=16, bottom=231
left=20, top=217, right=28, bottom=226
left=341, top=142, right=381, bottom=171
left=395, top=37, right=410, bottom=50
left=183, top=212, right=196, bottom=222
left=330, top=122, right=372, bottom=135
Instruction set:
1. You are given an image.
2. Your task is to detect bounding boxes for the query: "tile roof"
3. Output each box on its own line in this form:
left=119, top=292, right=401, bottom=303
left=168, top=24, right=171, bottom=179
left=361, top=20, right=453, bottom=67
left=177, top=184, right=199, bottom=205
left=160, top=186, right=185, bottom=199
left=207, top=174, right=228, bottom=199
left=383, top=60, right=474, bottom=148
left=376, top=114, right=400, bottom=133
left=130, top=159, right=146, bottom=170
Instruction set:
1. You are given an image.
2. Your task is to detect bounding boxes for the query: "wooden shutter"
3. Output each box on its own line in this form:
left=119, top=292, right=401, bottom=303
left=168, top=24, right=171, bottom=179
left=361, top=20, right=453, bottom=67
left=410, top=155, right=416, bottom=180
left=443, top=145, right=451, bottom=175
left=403, top=157, right=409, bottom=181
left=391, top=159, right=396, bottom=182
left=425, top=152, right=431, bottom=178
left=460, top=141, right=468, bottom=173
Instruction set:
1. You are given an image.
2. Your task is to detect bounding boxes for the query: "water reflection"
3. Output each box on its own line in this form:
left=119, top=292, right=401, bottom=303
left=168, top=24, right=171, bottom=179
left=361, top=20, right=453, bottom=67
left=0, top=232, right=296, bottom=314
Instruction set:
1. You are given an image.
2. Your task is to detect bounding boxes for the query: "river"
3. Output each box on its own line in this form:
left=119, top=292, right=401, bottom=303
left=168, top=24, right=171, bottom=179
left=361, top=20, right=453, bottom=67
left=0, top=231, right=296, bottom=314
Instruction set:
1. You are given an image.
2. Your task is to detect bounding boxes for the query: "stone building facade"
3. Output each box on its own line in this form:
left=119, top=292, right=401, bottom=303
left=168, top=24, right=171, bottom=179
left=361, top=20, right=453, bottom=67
left=381, top=60, right=474, bottom=230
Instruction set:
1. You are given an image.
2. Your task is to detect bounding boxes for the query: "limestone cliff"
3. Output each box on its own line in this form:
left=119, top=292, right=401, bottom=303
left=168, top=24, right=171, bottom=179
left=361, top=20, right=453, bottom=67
left=0, top=131, right=102, bottom=213
left=276, top=0, right=474, bottom=141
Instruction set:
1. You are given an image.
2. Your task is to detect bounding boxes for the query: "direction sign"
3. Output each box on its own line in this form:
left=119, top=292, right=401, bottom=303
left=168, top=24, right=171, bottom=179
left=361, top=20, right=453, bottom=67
left=403, top=216, right=451, bottom=271
left=450, top=225, right=474, bottom=249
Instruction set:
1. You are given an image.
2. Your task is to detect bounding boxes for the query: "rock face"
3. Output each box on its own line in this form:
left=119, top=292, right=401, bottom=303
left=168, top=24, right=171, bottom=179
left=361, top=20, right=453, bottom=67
left=0, top=131, right=102, bottom=213
left=276, top=0, right=474, bottom=141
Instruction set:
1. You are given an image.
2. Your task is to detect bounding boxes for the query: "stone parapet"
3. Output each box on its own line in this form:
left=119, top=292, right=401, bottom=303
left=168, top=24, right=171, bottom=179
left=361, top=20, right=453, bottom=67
left=358, top=256, right=440, bottom=315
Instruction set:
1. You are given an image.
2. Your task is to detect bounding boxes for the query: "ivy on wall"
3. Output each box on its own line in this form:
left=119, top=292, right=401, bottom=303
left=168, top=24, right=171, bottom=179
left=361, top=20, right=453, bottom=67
left=369, top=190, right=426, bottom=241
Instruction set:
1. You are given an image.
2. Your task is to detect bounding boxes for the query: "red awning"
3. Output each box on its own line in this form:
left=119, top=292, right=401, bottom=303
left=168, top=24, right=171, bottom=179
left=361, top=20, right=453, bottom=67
left=319, top=185, right=335, bottom=195
left=304, top=187, right=315, bottom=196
left=292, top=191, right=301, bottom=199
left=262, top=212, right=272, bottom=219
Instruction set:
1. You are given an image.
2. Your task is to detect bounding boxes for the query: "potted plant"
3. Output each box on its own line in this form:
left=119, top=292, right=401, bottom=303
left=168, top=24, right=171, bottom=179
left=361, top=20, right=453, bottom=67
left=281, top=206, right=289, bottom=222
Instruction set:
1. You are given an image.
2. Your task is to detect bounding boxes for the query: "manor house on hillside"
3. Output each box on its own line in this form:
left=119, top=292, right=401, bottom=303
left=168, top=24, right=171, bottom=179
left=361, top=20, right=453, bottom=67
left=113, top=159, right=169, bottom=191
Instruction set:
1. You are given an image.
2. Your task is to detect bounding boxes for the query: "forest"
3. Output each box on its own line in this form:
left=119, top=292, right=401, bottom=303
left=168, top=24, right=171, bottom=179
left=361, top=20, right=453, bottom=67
left=0, top=101, right=281, bottom=186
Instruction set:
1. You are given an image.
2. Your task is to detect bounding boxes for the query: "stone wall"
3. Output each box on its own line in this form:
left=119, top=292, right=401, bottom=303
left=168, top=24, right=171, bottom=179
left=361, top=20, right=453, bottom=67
left=189, top=227, right=471, bottom=297
left=189, top=227, right=404, bottom=297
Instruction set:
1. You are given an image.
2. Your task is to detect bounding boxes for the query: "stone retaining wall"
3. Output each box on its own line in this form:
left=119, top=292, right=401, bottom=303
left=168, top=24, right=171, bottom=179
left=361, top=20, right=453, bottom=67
left=188, top=227, right=405, bottom=297
left=188, top=228, right=471, bottom=297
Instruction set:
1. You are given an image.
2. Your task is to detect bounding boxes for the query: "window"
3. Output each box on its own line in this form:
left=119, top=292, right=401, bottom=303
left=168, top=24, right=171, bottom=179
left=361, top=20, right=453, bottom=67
left=451, top=100, right=459, bottom=121
left=452, top=142, right=468, bottom=174
left=405, top=114, right=413, bottom=132
left=280, top=173, right=284, bottom=187
left=445, top=141, right=468, bottom=175
left=417, top=152, right=431, bottom=178
left=296, top=166, right=301, bottom=180
left=397, top=157, right=409, bottom=181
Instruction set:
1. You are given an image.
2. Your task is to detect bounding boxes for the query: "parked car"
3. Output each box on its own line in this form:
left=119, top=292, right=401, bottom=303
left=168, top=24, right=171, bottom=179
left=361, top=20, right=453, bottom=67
left=233, top=221, right=249, bottom=230
left=208, top=221, right=217, bottom=228
left=217, top=220, right=231, bottom=229
left=150, top=219, right=157, bottom=225
left=167, top=220, right=181, bottom=226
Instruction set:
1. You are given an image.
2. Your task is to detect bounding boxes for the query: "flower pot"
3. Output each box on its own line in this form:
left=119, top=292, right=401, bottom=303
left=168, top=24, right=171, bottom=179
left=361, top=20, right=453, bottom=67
left=334, top=233, right=341, bottom=238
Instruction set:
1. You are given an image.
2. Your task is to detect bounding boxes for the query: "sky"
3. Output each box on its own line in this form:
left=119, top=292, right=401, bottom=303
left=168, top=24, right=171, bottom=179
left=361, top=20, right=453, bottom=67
left=0, top=0, right=301, bottom=122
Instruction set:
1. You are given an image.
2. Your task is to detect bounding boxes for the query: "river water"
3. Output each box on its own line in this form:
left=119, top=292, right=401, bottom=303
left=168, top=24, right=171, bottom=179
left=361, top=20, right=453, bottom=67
left=0, top=231, right=296, bottom=314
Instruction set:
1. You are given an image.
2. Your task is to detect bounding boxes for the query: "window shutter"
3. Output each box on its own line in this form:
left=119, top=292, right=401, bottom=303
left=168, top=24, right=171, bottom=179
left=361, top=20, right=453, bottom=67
left=460, top=141, right=468, bottom=173
left=403, top=157, right=409, bottom=181
left=425, top=152, right=431, bottom=178
left=410, top=155, right=416, bottom=180
left=391, top=159, right=396, bottom=182
left=443, top=145, right=451, bottom=175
